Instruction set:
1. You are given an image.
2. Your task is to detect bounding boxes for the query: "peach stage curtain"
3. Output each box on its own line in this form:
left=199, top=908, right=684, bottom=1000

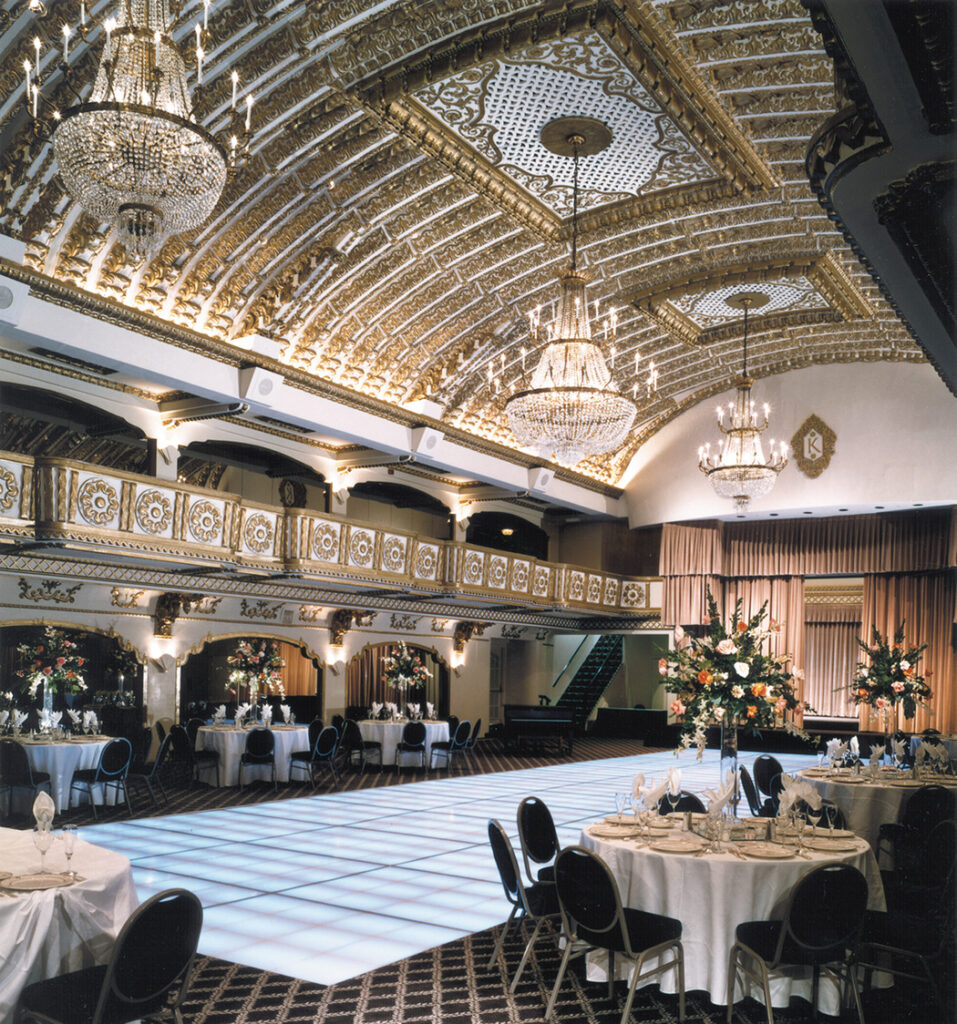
left=346, top=643, right=439, bottom=711
left=802, top=605, right=861, bottom=718
left=278, top=641, right=318, bottom=697
left=660, top=522, right=725, bottom=625
left=859, top=571, right=956, bottom=734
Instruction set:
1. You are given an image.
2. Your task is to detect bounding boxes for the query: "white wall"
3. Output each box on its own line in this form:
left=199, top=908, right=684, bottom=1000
left=622, top=362, right=957, bottom=526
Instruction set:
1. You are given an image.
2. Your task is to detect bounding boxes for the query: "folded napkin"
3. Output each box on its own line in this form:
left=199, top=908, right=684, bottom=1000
left=667, top=765, right=682, bottom=796
left=702, top=769, right=737, bottom=817
left=235, top=702, right=251, bottom=724
left=280, top=704, right=291, bottom=724
left=33, top=790, right=55, bottom=829
left=777, top=773, right=822, bottom=816
left=370, top=702, right=383, bottom=719
left=825, top=738, right=848, bottom=763
left=868, top=743, right=886, bottom=766
left=213, top=703, right=227, bottom=722
left=639, top=776, right=669, bottom=809
left=849, top=736, right=860, bottom=758
left=0, top=709, right=8, bottom=727
left=12, top=709, right=28, bottom=730
left=931, top=742, right=950, bottom=765
left=631, top=772, right=645, bottom=800
left=407, top=703, right=420, bottom=719
left=426, top=702, right=435, bottom=719
left=261, top=705, right=273, bottom=726
left=67, top=708, right=82, bottom=728
left=82, top=710, right=99, bottom=733
left=891, top=737, right=907, bottom=762
left=39, top=709, right=62, bottom=732
left=385, top=702, right=398, bottom=718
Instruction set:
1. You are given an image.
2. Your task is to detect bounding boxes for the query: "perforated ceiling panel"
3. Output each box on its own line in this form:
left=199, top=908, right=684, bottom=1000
left=671, top=279, right=829, bottom=328
left=414, top=30, right=716, bottom=216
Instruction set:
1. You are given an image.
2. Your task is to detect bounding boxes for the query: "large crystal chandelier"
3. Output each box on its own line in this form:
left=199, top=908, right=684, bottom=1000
left=698, top=292, right=789, bottom=510
left=38, top=0, right=237, bottom=259
left=505, top=119, right=637, bottom=466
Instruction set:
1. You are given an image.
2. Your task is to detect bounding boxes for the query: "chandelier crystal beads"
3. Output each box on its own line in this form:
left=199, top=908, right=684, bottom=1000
left=505, top=119, right=637, bottom=466
left=697, top=292, right=789, bottom=510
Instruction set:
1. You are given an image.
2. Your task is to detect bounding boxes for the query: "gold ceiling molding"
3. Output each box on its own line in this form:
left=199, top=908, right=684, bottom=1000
left=804, top=581, right=863, bottom=606
left=628, top=250, right=873, bottom=345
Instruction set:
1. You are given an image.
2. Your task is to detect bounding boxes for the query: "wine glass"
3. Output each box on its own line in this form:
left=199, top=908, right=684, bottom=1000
left=666, top=785, right=681, bottom=816
left=793, top=812, right=807, bottom=852
left=614, top=791, right=627, bottom=824
left=62, top=824, right=77, bottom=879
left=806, top=804, right=823, bottom=836
left=33, top=827, right=53, bottom=874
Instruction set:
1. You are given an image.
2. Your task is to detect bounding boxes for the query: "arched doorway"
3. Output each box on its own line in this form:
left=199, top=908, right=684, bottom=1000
left=179, top=635, right=322, bottom=721
left=346, top=642, right=450, bottom=719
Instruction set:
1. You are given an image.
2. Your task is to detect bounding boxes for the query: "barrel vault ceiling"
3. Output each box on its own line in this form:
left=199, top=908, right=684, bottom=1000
left=0, top=0, right=929, bottom=488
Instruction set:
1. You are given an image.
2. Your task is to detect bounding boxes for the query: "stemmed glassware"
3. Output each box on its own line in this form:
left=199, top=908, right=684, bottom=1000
left=62, top=825, right=77, bottom=879
left=614, top=792, right=627, bottom=824
left=806, top=805, right=823, bottom=836
left=33, top=827, right=53, bottom=874
left=666, top=784, right=681, bottom=816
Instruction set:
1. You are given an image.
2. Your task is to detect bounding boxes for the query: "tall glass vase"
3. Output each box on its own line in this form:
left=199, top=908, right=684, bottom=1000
left=42, top=682, right=54, bottom=715
left=719, top=719, right=740, bottom=817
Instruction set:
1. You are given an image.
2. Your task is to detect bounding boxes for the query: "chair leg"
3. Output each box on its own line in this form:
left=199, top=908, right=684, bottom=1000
left=811, top=964, right=820, bottom=1020
left=487, top=906, right=519, bottom=971
left=608, top=949, right=615, bottom=999
left=544, top=937, right=575, bottom=1019
left=726, top=947, right=737, bottom=1024
left=510, top=917, right=544, bottom=991
left=676, top=942, right=685, bottom=1022
left=847, top=963, right=866, bottom=1024
left=620, top=952, right=645, bottom=1024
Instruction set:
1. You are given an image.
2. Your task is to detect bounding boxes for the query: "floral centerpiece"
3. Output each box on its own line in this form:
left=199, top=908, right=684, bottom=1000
left=227, top=639, right=285, bottom=704
left=16, top=626, right=88, bottom=711
left=382, top=642, right=430, bottom=708
left=848, top=624, right=930, bottom=725
left=659, top=589, right=807, bottom=759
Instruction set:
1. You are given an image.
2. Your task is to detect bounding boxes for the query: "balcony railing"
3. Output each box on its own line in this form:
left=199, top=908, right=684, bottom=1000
left=0, top=452, right=661, bottom=617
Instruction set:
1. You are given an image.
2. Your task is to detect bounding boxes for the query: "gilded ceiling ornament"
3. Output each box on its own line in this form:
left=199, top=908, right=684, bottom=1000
left=239, top=599, right=283, bottom=621
left=790, top=413, right=837, bottom=479
left=77, top=478, right=120, bottom=526
left=110, top=587, right=145, bottom=608
left=18, top=577, right=82, bottom=604
left=390, top=613, right=421, bottom=631
left=188, top=501, right=223, bottom=544
left=0, top=465, right=20, bottom=511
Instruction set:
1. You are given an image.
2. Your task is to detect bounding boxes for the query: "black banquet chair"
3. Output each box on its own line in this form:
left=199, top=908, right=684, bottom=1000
left=0, top=737, right=52, bottom=809
left=740, top=765, right=774, bottom=818
left=17, top=887, right=203, bottom=1024
left=463, top=717, right=483, bottom=764
left=545, top=845, right=685, bottom=1024
left=394, top=720, right=427, bottom=772
left=239, top=727, right=276, bottom=791
left=726, top=863, right=868, bottom=1024
left=342, top=718, right=382, bottom=773
left=517, top=795, right=561, bottom=884
left=69, top=736, right=132, bottom=820
left=486, top=819, right=560, bottom=992
left=289, top=725, right=339, bottom=788
left=127, top=730, right=172, bottom=810
left=752, top=755, right=784, bottom=800
left=287, top=718, right=323, bottom=775
left=168, top=723, right=219, bottom=788
left=656, top=791, right=707, bottom=815
left=429, top=718, right=471, bottom=770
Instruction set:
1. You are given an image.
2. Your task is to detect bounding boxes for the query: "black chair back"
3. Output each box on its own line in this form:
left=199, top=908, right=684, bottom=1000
left=783, top=865, right=868, bottom=957
left=467, top=718, right=483, bottom=748
left=739, top=766, right=765, bottom=817
left=244, top=727, right=275, bottom=761
left=314, top=726, right=338, bottom=759
left=753, top=754, right=783, bottom=796
left=488, top=819, right=523, bottom=909
left=451, top=719, right=472, bottom=748
left=167, top=724, right=193, bottom=762
left=901, top=785, right=955, bottom=833
left=101, top=888, right=203, bottom=1020
left=185, top=718, right=205, bottom=746
left=342, top=718, right=361, bottom=750
left=154, top=720, right=167, bottom=743
left=99, top=737, right=132, bottom=779
left=821, top=802, right=847, bottom=830
left=0, top=738, right=32, bottom=784
left=307, top=718, right=324, bottom=750
left=517, top=796, right=560, bottom=872
left=447, top=715, right=460, bottom=736
left=401, top=720, right=427, bottom=747
left=331, top=713, right=345, bottom=733
left=554, top=846, right=624, bottom=946
left=656, top=791, right=706, bottom=815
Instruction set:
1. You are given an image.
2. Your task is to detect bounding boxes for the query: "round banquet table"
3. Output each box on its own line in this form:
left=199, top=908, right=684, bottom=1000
left=581, top=821, right=884, bottom=1014
left=196, top=724, right=309, bottom=786
left=910, top=734, right=957, bottom=760
left=0, top=826, right=139, bottom=1019
left=358, top=719, right=450, bottom=767
left=799, top=767, right=957, bottom=852
left=18, top=736, right=112, bottom=814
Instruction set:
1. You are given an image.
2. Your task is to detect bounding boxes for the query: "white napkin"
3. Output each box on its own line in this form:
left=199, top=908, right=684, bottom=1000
left=869, top=743, right=886, bottom=765
left=67, top=709, right=81, bottom=728
left=0, top=710, right=8, bottom=727
left=632, top=772, right=645, bottom=800
left=12, top=709, right=28, bottom=730
left=280, top=704, right=291, bottom=724
left=639, top=776, right=669, bottom=809
left=667, top=765, right=682, bottom=796
left=385, top=701, right=398, bottom=717
left=407, top=703, right=420, bottom=719
left=703, top=769, right=737, bottom=817
left=370, top=702, right=383, bottom=718
left=213, top=704, right=227, bottom=722
left=932, top=742, right=949, bottom=765
left=261, top=705, right=273, bottom=726
left=33, top=791, right=55, bottom=829
left=778, top=773, right=822, bottom=816
left=39, top=709, right=62, bottom=732
left=235, top=702, right=251, bottom=725
left=82, top=710, right=98, bottom=733
left=891, top=737, right=907, bottom=762
left=825, top=738, right=848, bottom=763
left=425, top=702, right=434, bottom=719
left=850, top=736, right=860, bottom=758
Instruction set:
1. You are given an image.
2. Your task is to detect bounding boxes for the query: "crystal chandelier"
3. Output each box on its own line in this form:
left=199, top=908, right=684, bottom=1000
left=698, top=292, right=789, bottom=510
left=26, top=0, right=250, bottom=259
left=505, top=119, right=637, bottom=467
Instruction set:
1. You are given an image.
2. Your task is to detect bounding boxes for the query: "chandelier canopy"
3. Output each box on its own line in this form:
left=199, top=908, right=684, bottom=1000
left=697, top=292, right=789, bottom=510
left=45, top=0, right=233, bottom=259
left=505, top=118, right=637, bottom=467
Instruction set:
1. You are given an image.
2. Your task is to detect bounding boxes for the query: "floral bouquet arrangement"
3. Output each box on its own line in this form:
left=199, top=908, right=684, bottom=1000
left=382, top=642, right=430, bottom=699
left=659, top=588, right=807, bottom=758
left=227, top=639, right=285, bottom=699
left=848, top=624, right=931, bottom=723
left=17, top=626, right=88, bottom=701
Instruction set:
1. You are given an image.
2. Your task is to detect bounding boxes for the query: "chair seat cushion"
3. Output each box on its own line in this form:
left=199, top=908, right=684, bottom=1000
left=70, top=769, right=98, bottom=784
left=578, top=907, right=681, bottom=954
left=735, top=919, right=847, bottom=966
left=289, top=749, right=311, bottom=762
left=526, top=881, right=559, bottom=917
left=19, top=964, right=106, bottom=1023
left=396, top=743, right=424, bottom=752
left=430, top=741, right=452, bottom=752
left=240, top=754, right=274, bottom=764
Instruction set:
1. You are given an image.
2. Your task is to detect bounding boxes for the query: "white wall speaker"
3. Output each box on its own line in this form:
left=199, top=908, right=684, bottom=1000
left=410, top=426, right=443, bottom=455
left=528, top=467, right=555, bottom=493
left=238, top=366, right=284, bottom=407
left=0, top=275, right=30, bottom=326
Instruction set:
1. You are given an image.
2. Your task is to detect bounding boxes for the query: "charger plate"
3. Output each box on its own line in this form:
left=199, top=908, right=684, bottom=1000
left=805, top=837, right=860, bottom=852
left=740, top=842, right=793, bottom=860
left=649, top=837, right=705, bottom=854
left=1, top=873, right=73, bottom=892
left=588, top=824, right=640, bottom=839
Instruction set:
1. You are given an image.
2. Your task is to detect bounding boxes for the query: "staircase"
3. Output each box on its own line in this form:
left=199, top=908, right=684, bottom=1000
left=554, top=635, right=623, bottom=732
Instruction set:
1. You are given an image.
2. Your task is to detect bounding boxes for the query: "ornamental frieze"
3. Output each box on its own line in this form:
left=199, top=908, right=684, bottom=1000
left=18, top=577, right=82, bottom=605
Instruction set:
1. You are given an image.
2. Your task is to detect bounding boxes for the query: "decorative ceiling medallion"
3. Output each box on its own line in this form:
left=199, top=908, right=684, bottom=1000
left=412, top=30, right=717, bottom=217
left=790, top=413, right=837, bottom=479
left=671, top=278, right=828, bottom=329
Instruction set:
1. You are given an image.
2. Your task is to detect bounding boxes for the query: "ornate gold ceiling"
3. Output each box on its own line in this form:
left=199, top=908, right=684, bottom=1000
left=0, top=0, right=926, bottom=486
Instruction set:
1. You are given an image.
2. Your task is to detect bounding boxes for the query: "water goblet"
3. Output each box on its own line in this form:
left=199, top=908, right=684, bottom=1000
left=806, top=805, right=823, bottom=836
left=614, top=791, right=627, bottom=824
left=793, top=813, right=807, bottom=852
left=62, top=824, right=77, bottom=879
left=33, top=827, right=53, bottom=874
left=666, top=785, right=681, bottom=816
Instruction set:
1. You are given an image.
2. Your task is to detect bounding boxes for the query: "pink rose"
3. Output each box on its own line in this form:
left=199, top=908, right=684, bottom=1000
left=891, top=681, right=905, bottom=693
left=669, top=699, right=686, bottom=716
left=716, top=639, right=735, bottom=655
left=875, top=697, right=889, bottom=709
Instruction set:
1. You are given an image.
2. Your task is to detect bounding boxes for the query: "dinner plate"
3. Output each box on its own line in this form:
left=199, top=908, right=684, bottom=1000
left=665, top=811, right=707, bottom=822
left=801, top=768, right=829, bottom=776
left=1, top=873, right=73, bottom=892
left=808, top=827, right=854, bottom=839
left=603, top=814, right=651, bottom=826
left=889, top=780, right=927, bottom=787
left=588, top=824, right=640, bottom=839
left=804, top=837, right=861, bottom=852
left=649, top=837, right=705, bottom=854
left=740, top=842, right=793, bottom=860
left=0, top=872, right=11, bottom=881
left=833, top=777, right=867, bottom=784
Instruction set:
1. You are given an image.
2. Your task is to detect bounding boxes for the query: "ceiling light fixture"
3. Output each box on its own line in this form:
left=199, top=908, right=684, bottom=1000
left=26, top=0, right=252, bottom=260
left=505, top=117, right=638, bottom=467
left=698, top=291, right=789, bottom=510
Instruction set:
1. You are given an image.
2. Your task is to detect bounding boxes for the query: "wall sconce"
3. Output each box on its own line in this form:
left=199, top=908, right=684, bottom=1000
left=327, top=646, right=346, bottom=675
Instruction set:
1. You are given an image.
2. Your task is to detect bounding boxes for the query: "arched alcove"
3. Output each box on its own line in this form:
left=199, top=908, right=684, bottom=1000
left=345, top=641, right=450, bottom=718
left=466, top=510, right=548, bottom=559
left=179, top=633, right=323, bottom=721
left=346, top=481, right=452, bottom=540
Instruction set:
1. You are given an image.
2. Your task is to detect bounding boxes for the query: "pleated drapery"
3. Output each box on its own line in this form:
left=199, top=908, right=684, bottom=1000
left=859, top=572, right=956, bottom=733
left=345, top=643, right=440, bottom=711
left=803, top=605, right=861, bottom=719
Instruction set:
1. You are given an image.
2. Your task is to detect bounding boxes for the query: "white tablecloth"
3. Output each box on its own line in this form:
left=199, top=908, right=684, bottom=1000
left=0, top=826, right=139, bottom=1019
left=581, top=824, right=884, bottom=1013
left=801, top=768, right=957, bottom=851
left=910, top=734, right=957, bottom=760
left=19, top=737, right=111, bottom=814
left=358, top=719, right=449, bottom=766
left=196, top=725, right=309, bottom=786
